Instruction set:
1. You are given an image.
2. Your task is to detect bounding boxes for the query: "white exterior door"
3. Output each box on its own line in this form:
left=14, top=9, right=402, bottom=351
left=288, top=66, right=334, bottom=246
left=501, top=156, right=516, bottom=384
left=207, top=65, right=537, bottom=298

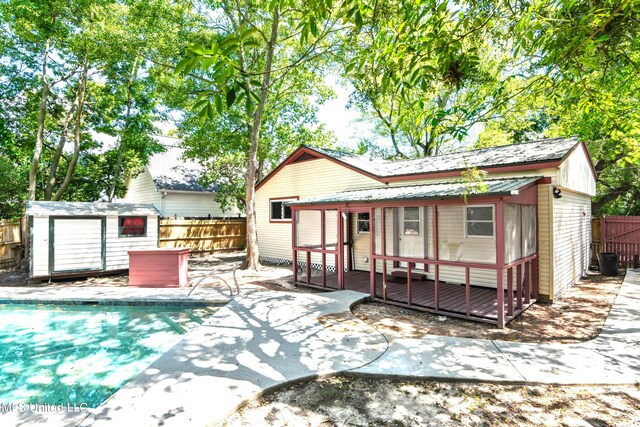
left=398, top=207, right=425, bottom=269
left=52, top=218, right=104, bottom=273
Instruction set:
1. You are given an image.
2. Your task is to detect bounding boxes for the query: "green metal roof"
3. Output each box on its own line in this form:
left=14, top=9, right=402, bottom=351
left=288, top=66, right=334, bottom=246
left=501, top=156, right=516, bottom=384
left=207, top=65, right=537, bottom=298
left=287, top=177, right=541, bottom=206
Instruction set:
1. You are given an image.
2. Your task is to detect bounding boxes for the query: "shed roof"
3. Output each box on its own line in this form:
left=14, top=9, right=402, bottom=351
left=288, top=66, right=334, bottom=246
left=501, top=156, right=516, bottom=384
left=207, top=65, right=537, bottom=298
left=287, top=176, right=541, bottom=206
left=147, top=143, right=217, bottom=193
left=26, top=201, right=161, bottom=217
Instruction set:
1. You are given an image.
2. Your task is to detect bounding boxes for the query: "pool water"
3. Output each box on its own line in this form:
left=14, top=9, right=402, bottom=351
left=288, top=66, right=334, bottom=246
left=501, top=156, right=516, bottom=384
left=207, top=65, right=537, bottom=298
left=0, top=303, right=217, bottom=408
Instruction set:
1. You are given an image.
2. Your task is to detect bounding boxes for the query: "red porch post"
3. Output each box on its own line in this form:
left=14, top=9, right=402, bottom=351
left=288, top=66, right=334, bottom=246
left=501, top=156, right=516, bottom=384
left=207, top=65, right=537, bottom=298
left=337, top=209, right=344, bottom=290
left=407, top=262, right=412, bottom=305
left=524, top=260, right=531, bottom=304
left=321, top=209, right=326, bottom=288
left=433, top=205, right=440, bottom=311
left=533, top=257, right=539, bottom=300
left=369, top=207, right=376, bottom=297
left=381, top=207, right=388, bottom=300
left=516, top=263, right=523, bottom=310
left=496, top=201, right=505, bottom=328
left=292, top=208, right=297, bottom=285
left=465, top=266, right=470, bottom=318
left=507, top=267, right=514, bottom=316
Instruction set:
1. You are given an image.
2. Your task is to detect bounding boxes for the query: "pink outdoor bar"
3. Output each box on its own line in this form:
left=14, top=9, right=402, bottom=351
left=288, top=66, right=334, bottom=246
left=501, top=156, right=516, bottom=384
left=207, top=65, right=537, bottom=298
left=128, top=248, right=190, bottom=288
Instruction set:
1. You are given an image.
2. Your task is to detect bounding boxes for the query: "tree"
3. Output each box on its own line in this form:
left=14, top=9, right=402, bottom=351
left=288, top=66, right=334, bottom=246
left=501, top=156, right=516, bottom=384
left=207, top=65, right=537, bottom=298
left=337, top=0, right=640, bottom=213
left=0, top=0, right=205, bottom=205
left=177, top=0, right=340, bottom=269
left=341, top=0, right=501, bottom=158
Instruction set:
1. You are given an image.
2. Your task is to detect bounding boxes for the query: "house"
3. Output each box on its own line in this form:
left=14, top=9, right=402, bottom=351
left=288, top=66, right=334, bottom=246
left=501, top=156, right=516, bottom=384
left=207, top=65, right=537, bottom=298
left=26, top=201, right=160, bottom=279
left=123, top=137, right=242, bottom=218
left=254, top=137, right=596, bottom=328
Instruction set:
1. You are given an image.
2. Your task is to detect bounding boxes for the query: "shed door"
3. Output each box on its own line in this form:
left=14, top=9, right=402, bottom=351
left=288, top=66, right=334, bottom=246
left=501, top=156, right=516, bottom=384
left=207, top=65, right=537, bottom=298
left=52, top=218, right=104, bottom=273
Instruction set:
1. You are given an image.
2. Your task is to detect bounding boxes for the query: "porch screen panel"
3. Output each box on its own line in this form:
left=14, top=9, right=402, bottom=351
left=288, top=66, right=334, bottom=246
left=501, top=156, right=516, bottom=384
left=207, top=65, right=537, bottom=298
left=438, top=205, right=496, bottom=264
left=324, top=210, right=338, bottom=250
left=504, top=204, right=522, bottom=263
left=522, top=205, right=537, bottom=256
left=384, top=208, right=395, bottom=257
left=295, top=210, right=322, bottom=248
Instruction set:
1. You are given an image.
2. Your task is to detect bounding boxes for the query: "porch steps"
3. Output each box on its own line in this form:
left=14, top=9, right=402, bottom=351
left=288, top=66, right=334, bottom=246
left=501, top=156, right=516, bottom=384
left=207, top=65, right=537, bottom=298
left=390, top=271, right=427, bottom=281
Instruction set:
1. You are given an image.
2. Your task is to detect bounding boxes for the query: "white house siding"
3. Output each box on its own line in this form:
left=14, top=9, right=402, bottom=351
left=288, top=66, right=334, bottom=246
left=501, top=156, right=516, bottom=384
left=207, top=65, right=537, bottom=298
left=105, top=215, right=158, bottom=270
left=557, top=143, right=597, bottom=196
left=31, top=217, right=50, bottom=277
left=161, top=192, right=240, bottom=218
left=256, top=158, right=380, bottom=262
left=552, top=189, right=591, bottom=298
left=537, top=184, right=553, bottom=298
left=434, top=205, right=498, bottom=287
left=123, top=169, right=162, bottom=207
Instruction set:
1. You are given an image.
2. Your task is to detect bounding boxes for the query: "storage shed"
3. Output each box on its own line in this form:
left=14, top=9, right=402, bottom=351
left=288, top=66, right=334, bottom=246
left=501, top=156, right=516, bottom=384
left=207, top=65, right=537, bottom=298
left=26, top=201, right=160, bottom=279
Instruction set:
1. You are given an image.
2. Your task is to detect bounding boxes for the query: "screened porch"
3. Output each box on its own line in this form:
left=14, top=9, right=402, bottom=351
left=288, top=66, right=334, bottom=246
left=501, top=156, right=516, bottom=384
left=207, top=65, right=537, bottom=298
left=288, top=177, right=543, bottom=328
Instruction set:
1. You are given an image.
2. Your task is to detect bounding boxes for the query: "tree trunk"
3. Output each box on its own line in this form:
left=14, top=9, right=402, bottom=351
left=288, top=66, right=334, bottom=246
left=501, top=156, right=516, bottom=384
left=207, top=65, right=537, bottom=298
left=244, top=5, right=280, bottom=270
left=27, top=39, right=51, bottom=201
left=108, top=51, right=140, bottom=202
left=54, top=58, right=89, bottom=201
left=44, top=103, right=75, bottom=200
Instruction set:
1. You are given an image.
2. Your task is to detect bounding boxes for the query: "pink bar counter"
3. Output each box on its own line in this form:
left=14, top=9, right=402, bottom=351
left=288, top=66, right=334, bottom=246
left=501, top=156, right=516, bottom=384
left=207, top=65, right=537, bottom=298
left=128, top=248, right=190, bottom=288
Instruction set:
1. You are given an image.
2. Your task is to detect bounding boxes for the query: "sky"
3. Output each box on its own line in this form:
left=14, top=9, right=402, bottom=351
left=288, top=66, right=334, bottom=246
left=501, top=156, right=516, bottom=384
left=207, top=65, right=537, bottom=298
left=315, top=77, right=378, bottom=150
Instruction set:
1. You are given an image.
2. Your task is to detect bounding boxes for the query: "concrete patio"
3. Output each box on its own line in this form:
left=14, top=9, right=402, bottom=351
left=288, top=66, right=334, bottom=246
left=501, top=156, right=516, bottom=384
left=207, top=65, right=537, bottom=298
left=1, top=270, right=638, bottom=426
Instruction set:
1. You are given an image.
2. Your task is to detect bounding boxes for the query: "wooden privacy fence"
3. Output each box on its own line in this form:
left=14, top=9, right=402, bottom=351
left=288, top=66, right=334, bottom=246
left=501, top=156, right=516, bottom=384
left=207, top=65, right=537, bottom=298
left=591, top=217, right=601, bottom=267
left=159, top=218, right=246, bottom=253
left=592, top=216, right=640, bottom=269
left=0, top=220, right=21, bottom=268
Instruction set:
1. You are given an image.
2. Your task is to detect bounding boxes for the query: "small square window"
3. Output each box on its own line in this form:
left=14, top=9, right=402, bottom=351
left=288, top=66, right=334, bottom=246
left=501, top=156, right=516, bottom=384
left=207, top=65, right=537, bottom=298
left=270, top=199, right=295, bottom=221
left=465, top=205, right=494, bottom=238
left=357, top=212, right=370, bottom=233
left=119, top=216, right=146, bottom=237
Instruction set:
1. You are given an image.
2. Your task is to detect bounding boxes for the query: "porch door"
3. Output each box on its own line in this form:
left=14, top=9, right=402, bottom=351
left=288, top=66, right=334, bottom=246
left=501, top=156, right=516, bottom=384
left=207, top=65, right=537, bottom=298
left=398, top=206, right=425, bottom=269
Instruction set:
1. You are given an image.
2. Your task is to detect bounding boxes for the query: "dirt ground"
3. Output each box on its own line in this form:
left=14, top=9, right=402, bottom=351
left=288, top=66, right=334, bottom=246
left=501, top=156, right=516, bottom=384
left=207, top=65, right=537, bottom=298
left=224, top=375, right=640, bottom=427
left=225, top=270, right=634, bottom=427
left=352, top=270, right=624, bottom=343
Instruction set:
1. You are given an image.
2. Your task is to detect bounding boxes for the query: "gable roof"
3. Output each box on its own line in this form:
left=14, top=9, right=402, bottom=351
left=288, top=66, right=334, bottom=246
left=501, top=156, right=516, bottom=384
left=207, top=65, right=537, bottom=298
left=257, top=136, right=592, bottom=190
left=147, top=144, right=218, bottom=193
left=287, top=176, right=541, bottom=206
left=26, top=201, right=160, bottom=217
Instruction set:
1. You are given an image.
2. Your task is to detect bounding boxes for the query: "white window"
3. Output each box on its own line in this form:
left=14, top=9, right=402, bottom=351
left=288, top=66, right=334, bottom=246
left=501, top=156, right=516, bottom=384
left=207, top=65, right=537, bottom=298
left=357, top=212, right=370, bottom=233
left=465, top=205, right=494, bottom=238
left=270, top=198, right=295, bottom=221
left=403, top=207, right=420, bottom=235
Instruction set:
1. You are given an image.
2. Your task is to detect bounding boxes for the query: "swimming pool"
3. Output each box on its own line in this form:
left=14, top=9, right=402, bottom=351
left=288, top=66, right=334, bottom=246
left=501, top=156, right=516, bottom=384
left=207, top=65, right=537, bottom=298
left=0, top=303, right=218, bottom=408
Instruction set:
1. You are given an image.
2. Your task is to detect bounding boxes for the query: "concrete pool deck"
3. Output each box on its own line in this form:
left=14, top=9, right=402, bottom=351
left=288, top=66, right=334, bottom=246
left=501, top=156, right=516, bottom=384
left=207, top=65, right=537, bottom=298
left=1, top=270, right=639, bottom=426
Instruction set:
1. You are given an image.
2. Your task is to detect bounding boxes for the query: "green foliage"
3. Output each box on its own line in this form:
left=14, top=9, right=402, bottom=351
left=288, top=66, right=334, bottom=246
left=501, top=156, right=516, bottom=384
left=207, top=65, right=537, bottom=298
left=0, top=0, right=204, bottom=206
left=174, top=0, right=338, bottom=212
left=459, top=166, right=489, bottom=204
left=0, top=155, right=28, bottom=219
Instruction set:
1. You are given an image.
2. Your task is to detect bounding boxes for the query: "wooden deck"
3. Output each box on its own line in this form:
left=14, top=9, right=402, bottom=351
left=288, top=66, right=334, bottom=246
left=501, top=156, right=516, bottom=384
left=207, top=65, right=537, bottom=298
left=296, top=270, right=533, bottom=325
